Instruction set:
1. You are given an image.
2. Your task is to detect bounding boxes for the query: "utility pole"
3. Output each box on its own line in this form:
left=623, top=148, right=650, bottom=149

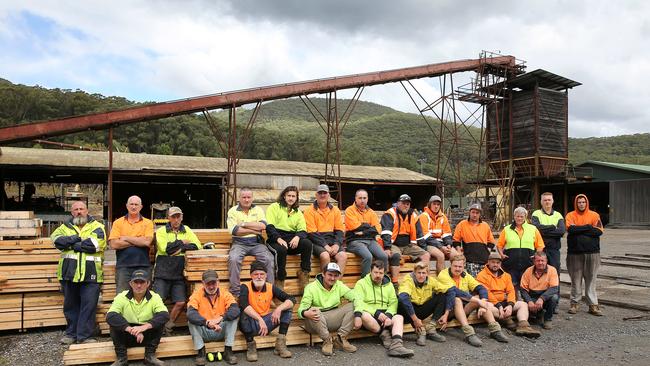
left=417, top=157, right=427, bottom=174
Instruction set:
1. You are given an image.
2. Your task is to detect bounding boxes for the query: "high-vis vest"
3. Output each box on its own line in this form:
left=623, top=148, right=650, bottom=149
left=531, top=210, right=563, bottom=227
left=51, top=219, right=106, bottom=283
left=501, top=222, right=537, bottom=272
left=503, top=223, right=537, bottom=251
left=245, top=281, right=274, bottom=316
left=380, top=207, right=419, bottom=246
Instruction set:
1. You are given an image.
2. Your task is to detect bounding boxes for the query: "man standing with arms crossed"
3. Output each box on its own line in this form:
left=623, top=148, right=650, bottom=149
left=109, top=196, right=154, bottom=294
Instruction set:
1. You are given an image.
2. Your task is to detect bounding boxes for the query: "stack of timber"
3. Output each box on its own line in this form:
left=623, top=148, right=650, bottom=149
left=0, top=213, right=65, bottom=331
left=0, top=211, right=43, bottom=239
left=70, top=228, right=483, bottom=365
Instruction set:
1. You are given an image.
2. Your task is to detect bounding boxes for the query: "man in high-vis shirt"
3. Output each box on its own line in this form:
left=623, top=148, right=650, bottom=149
left=227, top=188, right=275, bottom=297
left=106, top=269, right=168, bottom=366
left=531, top=192, right=565, bottom=273
left=380, top=194, right=430, bottom=288
left=304, top=184, right=348, bottom=273
left=452, top=203, right=496, bottom=277
left=109, top=195, right=154, bottom=294
left=52, top=200, right=106, bottom=345
left=152, top=206, right=201, bottom=334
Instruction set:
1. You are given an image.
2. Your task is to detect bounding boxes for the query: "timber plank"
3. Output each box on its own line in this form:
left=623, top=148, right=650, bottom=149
left=0, top=211, right=34, bottom=220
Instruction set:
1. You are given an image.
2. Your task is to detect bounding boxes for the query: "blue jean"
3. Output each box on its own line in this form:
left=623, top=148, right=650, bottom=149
left=188, top=320, right=238, bottom=349
left=346, top=239, right=389, bottom=277
left=61, top=281, right=100, bottom=341
left=239, top=310, right=292, bottom=338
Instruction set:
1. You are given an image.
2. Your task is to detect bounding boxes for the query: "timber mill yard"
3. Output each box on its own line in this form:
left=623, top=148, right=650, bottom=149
left=1, top=228, right=649, bottom=366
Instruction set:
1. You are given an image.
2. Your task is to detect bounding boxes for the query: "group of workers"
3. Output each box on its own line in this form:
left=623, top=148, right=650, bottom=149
left=51, top=186, right=604, bottom=365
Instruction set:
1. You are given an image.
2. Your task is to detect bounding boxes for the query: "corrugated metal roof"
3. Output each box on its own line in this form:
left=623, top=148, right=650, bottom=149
left=578, top=161, right=650, bottom=175
left=507, top=69, right=581, bottom=91
left=0, top=147, right=437, bottom=183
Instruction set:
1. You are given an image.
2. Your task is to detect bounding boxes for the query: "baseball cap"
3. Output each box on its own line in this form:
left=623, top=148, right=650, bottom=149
left=469, top=203, right=482, bottom=212
left=429, top=195, right=442, bottom=203
left=398, top=194, right=412, bottom=202
left=130, top=269, right=149, bottom=282
left=316, top=184, right=330, bottom=193
left=168, top=206, right=183, bottom=216
left=202, top=270, right=219, bottom=282
left=325, top=262, right=341, bottom=274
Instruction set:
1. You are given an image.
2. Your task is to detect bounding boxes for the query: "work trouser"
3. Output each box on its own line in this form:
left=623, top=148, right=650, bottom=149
left=240, top=310, right=292, bottom=341
left=269, top=238, right=313, bottom=280
left=397, top=293, right=446, bottom=324
left=346, top=239, right=388, bottom=277
left=545, top=247, right=562, bottom=293
left=567, top=252, right=600, bottom=305
left=109, top=325, right=163, bottom=354
left=303, top=302, right=355, bottom=341
left=188, top=320, right=238, bottom=350
left=528, top=294, right=559, bottom=321
left=228, top=243, right=275, bottom=296
left=61, top=281, right=100, bottom=341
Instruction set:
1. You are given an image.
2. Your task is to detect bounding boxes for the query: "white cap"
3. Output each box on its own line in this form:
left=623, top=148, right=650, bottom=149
left=325, top=262, right=341, bottom=273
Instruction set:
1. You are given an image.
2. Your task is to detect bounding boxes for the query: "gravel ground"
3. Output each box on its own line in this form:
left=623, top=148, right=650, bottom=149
left=1, top=301, right=648, bottom=366
left=2, top=229, right=648, bottom=366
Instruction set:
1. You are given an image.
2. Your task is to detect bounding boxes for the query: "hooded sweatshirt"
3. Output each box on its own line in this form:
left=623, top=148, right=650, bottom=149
left=297, top=273, right=357, bottom=318
left=565, top=194, right=603, bottom=254
left=353, top=273, right=398, bottom=318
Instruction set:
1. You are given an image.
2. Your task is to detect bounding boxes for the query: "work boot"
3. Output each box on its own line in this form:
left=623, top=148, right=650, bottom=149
left=144, top=351, right=165, bottom=366
left=60, top=335, right=75, bottom=345
left=387, top=338, right=415, bottom=358
left=111, top=345, right=128, bottom=366
left=296, top=270, right=310, bottom=293
left=501, top=317, right=518, bottom=331
left=333, top=334, right=357, bottom=353
left=568, top=302, right=578, bottom=314
left=542, top=319, right=553, bottom=330
left=515, top=320, right=541, bottom=338
left=379, top=329, right=392, bottom=349
left=246, top=341, right=258, bottom=362
left=195, top=347, right=206, bottom=366
left=164, top=320, right=175, bottom=335
left=274, top=334, right=292, bottom=358
left=223, top=346, right=238, bottom=365
left=462, top=325, right=482, bottom=347
left=416, top=328, right=427, bottom=346
left=487, top=321, right=508, bottom=343
left=321, top=336, right=334, bottom=356
left=589, top=304, right=603, bottom=316
left=426, top=327, right=446, bottom=342
left=490, top=330, right=509, bottom=343
left=274, top=279, right=285, bottom=291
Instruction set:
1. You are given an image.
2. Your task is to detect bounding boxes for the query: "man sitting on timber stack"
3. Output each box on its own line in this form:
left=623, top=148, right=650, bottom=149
left=298, top=263, right=358, bottom=356
left=239, top=261, right=295, bottom=362
left=476, top=252, right=541, bottom=338
left=304, top=184, right=348, bottom=273
left=353, top=261, right=414, bottom=358
left=397, top=261, right=452, bottom=346
left=437, top=255, right=509, bottom=346
left=226, top=188, right=275, bottom=298
left=380, top=194, right=430, bottom=290
left=520, top=251, right=560, bottom=330
left=106, top=269, right=168, bottom=366
left=187, top=270, right=240, bottom=365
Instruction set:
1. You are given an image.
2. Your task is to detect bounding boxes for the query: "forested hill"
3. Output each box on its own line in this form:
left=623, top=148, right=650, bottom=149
left=1, top=78, right=649, bottom=178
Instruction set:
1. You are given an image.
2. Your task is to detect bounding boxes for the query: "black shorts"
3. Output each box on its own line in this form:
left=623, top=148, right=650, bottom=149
left=152, top=278, right=187, bottom=303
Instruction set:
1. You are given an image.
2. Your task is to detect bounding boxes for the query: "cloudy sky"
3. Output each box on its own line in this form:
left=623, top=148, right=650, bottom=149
left=1, top=0, right=648, bottom=137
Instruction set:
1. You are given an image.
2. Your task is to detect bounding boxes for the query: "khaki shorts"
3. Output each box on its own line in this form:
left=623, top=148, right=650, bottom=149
left=392, top=244, right=427, bottom=262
